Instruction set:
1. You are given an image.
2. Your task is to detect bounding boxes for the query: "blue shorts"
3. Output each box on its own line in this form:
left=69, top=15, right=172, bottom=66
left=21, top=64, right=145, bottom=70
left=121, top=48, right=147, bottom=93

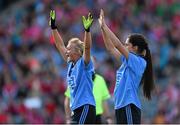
left=71, top=104, right=96, bottom=124
left=115, top=103, right=141, bottom=124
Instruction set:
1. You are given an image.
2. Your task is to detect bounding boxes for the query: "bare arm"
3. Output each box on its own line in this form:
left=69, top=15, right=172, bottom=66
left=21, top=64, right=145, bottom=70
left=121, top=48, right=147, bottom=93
left=50, top=10, right=67, bottom=61
left=101, top=28, right=121, bottom=61
left=64, top=97, right=71, bottom=124
left=103, top=24, right=129, bottom=59
left=52, top=29, right=67, bottom=61
left=82, top=13, right=94, bottom=65
left=83, top=31, right=92, bottom=64
left=99, top=9, right=129, bottom=59
left=104, top=23, right=122, bottom=47
left=99, top=10, right=121, bottom=61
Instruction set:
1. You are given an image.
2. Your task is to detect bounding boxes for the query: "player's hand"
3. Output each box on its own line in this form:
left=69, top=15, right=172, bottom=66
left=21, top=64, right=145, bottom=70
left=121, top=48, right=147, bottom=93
left=98, top=9, right=105, bottom=28
left=82, top=13, right=93, bottom=32
left=107, top=117, right=113, bottom=124
left=66, top=119, right=71, bottom=124
left=49, top=10, right=57, bottom=29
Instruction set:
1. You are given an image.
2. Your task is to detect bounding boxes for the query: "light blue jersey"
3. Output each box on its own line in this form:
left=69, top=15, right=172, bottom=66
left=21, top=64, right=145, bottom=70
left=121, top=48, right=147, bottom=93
left=114, top=52, right=147, bottom=109
left=67, top=57, right=95, bottom=111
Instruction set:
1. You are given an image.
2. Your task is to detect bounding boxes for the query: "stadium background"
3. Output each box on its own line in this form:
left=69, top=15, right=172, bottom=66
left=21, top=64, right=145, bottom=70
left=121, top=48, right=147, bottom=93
left=0, top=0, right=179, bottom=123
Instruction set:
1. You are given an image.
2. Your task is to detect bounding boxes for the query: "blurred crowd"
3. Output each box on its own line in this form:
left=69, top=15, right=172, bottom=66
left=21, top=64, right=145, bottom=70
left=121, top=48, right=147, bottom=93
left=0, top=0, right=179, bottom=124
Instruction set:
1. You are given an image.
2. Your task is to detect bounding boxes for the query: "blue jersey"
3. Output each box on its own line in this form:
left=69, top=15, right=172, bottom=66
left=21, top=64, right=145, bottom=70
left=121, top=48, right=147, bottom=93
left=114, top=52, right=147, bottom=109
left=67, top=57, right=96, bottom=111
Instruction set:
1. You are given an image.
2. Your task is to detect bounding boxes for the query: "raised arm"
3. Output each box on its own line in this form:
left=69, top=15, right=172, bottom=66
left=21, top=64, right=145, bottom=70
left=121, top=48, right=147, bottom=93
left=99, top=9, right=129, bottom=59
left=49, top=10, right=67, bottom=61
left=101, top=28, right=121, bottom=61
left=99, top=10, right=121, bottom=61
left=82, top=13, right=93, bottom=65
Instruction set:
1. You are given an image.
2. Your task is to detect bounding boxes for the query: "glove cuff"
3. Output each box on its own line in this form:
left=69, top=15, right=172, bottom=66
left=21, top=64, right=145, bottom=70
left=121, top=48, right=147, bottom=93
left=85, top=28, right=90, bottom=32
left=51, top=25, right=57, bottom=30
left=51, top=18, right=57, bottom=30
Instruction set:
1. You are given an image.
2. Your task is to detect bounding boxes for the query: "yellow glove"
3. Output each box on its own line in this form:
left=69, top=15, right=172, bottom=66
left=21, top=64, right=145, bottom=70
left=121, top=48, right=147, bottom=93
left=82, top=13, right=93, bottom=32
left=49, top=10, right=57, bottom=29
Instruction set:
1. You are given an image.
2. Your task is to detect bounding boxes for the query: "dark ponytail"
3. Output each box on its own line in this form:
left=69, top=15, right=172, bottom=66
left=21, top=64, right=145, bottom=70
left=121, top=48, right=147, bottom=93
left=143, top=47, right=154, bottom=100
left=128, top=33, right=155, bottom=100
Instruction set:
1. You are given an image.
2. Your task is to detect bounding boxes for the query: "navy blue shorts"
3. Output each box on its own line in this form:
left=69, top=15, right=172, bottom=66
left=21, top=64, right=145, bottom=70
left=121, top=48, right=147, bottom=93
left=95, top=115, right=102, bottom=124
left=115, top=104, right=141, bottom=124
left=71, top=104, right=96, bottom=124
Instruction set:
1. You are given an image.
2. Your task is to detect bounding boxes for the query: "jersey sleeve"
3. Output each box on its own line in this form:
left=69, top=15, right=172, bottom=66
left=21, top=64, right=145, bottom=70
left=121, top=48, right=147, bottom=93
left=64, top=87, right=70, bottom=98
left=127, top=53, right=146, bottom=75
left=81, top=57, right=95, bottom=77
left=81, top=57, right=94, bottom=70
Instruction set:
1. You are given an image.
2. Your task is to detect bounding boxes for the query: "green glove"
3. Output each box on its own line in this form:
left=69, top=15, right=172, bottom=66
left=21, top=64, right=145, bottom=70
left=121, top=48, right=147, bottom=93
left=49, top=10, right=57, bottom=29
left=82, top=13, right=93, bottom=32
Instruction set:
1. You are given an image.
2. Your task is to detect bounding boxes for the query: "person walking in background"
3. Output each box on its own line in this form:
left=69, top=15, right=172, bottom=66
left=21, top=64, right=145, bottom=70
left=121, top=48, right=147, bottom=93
left=49, top=10, right=96, bottom=124
left=98, top=9, right=155, bottom=124
left=64, top=57, right=113, bottom=124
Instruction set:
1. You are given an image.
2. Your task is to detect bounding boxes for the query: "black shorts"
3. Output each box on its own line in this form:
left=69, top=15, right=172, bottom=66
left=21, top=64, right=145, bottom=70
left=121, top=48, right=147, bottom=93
left=115, top=104, right=141, bottom=124
left=71, top=104, right=96, bottom=124
left=95, top=115, right=102, bottom=124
